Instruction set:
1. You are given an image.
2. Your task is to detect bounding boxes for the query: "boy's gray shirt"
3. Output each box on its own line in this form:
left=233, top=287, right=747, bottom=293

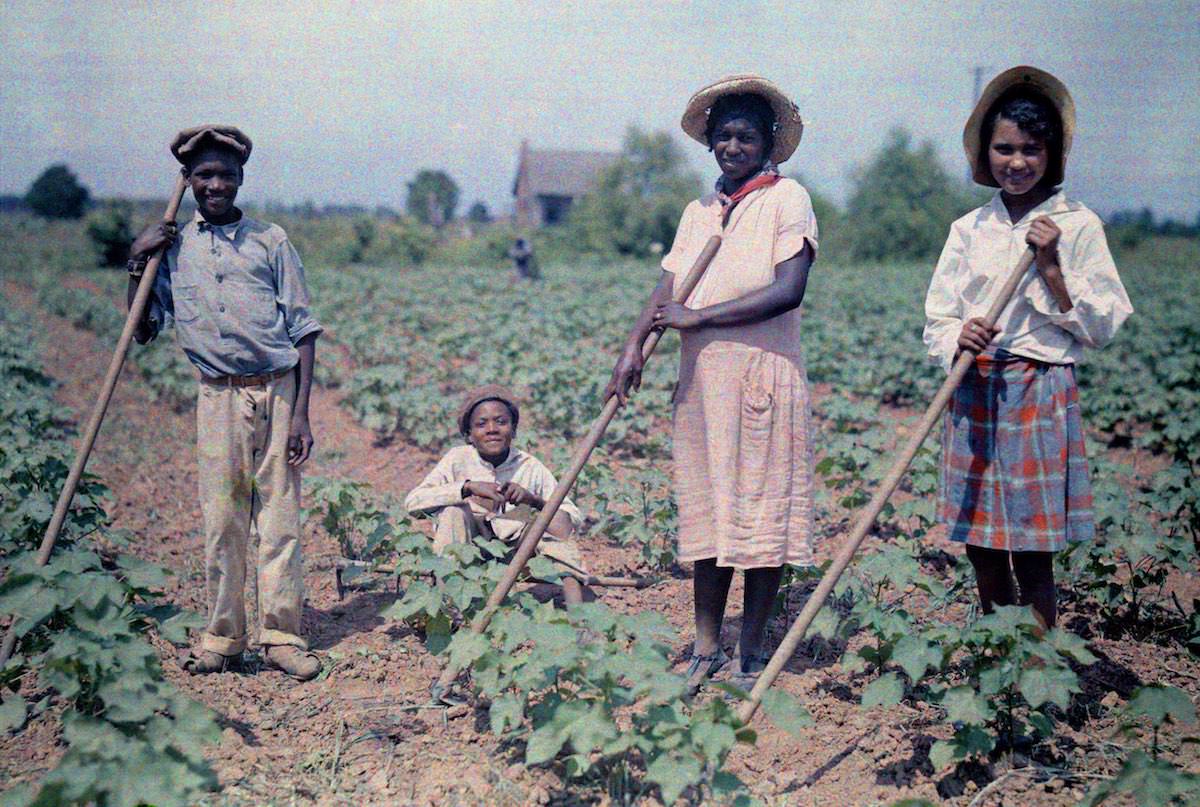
left=148, top=210, right=322, bottom=378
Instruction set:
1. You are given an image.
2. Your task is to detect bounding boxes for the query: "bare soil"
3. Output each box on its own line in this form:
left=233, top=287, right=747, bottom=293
left=2, top=288, right=1197, bottom=806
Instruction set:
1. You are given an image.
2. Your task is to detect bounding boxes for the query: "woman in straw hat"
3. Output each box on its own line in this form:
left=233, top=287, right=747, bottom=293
left=605, top=75, right=819, bottom=692
left=923, top=67, right=1132, bottom=630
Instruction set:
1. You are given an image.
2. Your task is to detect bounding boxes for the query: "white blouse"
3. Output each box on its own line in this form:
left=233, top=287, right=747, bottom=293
left=923, top=191, right=1133, bottom=372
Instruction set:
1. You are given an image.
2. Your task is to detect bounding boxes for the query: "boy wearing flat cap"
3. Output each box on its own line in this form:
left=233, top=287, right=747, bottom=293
left=404, top=385, right=588, bottom=605
left=128, top=124, right=323, bottom=680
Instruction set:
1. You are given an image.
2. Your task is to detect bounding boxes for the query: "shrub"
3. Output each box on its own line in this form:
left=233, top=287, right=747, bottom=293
left=84, top=203, right=133, bottom=267
left=25, top=165, right=90, bottom=220
left=843, top=128, right=980, bottom=261
left=564, top=128, right=702, bottom=258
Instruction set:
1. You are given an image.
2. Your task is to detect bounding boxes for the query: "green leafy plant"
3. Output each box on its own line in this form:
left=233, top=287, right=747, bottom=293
left=926, top=606, right=1096, bottom=769
left=1081, top=684, right=1200, bottom=806
left=0, top=300, right=219, bottom=807
left=304, top=476, right=396, bottom=561
left=592, top=466, right=678, bottom=571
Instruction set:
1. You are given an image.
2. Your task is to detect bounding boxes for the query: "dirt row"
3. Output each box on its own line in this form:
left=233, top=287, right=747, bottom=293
left=3, top=284, right=1197, bottom=806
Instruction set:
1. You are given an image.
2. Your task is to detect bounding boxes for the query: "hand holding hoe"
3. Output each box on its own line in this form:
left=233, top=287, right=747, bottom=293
left=735, top=246, right=1037, bottom=725
left=431, top=234, right=723, bottom=702
left=0, top=175, right=188, bottom=669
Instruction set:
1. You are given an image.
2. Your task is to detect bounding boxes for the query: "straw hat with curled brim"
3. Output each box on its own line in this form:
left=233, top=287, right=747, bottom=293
left=681, top=74, right=804, bottom=164
left=963, top=66, right=1075, bottom=187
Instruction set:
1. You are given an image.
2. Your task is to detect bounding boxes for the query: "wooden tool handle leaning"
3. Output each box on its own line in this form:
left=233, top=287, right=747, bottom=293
left=0, top=175, right=188, bottom=669
left=735, top=246, right=1036, bottom=725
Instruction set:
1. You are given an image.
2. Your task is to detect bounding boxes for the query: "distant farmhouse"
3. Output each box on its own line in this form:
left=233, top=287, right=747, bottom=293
left=512, top=140, right=618, bottom=228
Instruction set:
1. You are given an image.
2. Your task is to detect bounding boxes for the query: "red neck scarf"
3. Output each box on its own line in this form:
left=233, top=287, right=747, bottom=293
left=717, top=163, right=781, bottom=225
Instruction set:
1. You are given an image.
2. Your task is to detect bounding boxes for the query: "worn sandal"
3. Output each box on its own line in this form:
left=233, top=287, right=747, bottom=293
left=183, top=650, right=242, bottom=675
left=728, top=653, right=770, bottom=694
left=684, top=648, right=730, bottom=696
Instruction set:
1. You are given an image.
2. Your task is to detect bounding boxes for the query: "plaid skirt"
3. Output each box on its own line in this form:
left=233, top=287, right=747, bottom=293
left=937, top=352, right=1094, bottom=552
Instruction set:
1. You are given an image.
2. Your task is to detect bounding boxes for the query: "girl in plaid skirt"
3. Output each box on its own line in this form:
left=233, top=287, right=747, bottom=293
left=923, top=67, right=1133, bottom=629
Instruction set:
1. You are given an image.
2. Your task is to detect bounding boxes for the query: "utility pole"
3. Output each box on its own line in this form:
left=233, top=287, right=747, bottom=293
left=968, top=65, right=987, bottom=184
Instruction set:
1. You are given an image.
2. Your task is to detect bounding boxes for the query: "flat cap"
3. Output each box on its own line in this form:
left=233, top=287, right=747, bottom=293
left=458, top=384, right=520, bottom=436
left=170, top=124, right=253, bottom=165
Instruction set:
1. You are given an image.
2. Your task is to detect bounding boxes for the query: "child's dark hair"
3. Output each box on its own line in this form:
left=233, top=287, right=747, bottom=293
left=705, top=93, right=776, bottom=157
left=981, top=90, right=1064, bottom=186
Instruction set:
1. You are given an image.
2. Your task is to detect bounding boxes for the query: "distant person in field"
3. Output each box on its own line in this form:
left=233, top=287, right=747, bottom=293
left=509, top=237, right=539, bottom=280
left=923, top=67, right=1132, bottom=630
left=605, top=75, right=818, bottom=694
left=404, top=385, right=588, bottom=605
left=128, top=125, right=324, bottom=680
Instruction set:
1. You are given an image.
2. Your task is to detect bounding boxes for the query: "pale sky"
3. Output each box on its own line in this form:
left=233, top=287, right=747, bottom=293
left=2, top=1, right=1197, bottom=220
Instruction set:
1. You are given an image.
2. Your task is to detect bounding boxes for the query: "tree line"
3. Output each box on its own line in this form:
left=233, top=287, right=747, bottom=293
left=14, top=134, right=1197, bottom=270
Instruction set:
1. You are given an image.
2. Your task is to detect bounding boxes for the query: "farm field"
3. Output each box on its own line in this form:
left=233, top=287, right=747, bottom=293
left=1, top=212, right=1197, bottom=806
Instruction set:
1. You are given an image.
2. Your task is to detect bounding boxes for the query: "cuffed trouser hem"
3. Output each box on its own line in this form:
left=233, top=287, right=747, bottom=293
left=201, top=632, right=248, bottom=655
left=259, top=629, right=308, bottom=649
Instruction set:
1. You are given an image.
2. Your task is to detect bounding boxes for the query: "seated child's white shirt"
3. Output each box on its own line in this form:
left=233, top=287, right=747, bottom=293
left=923, top=191, right=1133, bottom=372
left=404, top=444, right=583, bottom=529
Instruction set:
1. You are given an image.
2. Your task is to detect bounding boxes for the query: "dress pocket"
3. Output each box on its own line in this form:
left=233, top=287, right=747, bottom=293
left=733, top=353, right=775, bottom=524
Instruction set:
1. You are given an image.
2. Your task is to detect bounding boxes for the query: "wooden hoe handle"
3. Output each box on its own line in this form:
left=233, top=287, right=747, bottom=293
left=433, top=235, right=722, bottom=694
left=0, top=175, right=188, bottom=669
left=735, top=246, right=1037, bottom=725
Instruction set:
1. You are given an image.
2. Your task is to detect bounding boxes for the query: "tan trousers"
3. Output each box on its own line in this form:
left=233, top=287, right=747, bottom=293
left=197, top=371, right=306, bottom=654
left=432, top=502, right=586, bottom=575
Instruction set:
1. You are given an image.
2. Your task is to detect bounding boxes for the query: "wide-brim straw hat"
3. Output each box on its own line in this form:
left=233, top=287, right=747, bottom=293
left=681, top=74, right=804, bottom=164
left=963, top=66, right=1075, bottom=187
left=170, top=124, right=253, bottom=166
left=458, top=384, right=520, bottom=436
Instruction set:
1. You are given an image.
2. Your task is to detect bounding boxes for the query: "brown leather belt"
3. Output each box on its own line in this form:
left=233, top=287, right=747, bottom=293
left=201, top=366, right=294, bottom=388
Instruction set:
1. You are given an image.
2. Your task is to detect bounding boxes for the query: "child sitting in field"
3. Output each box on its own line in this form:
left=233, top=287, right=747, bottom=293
left=404, top=385, right=587, bottom=604
left=923, top=67, right=1133, bottom=630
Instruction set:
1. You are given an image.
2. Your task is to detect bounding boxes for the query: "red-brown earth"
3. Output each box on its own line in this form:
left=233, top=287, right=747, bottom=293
left=2, top=283, right=1196, bottom=806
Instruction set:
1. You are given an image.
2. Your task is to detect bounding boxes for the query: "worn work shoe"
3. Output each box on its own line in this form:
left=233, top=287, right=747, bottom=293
left=263, top=645, right=322, bottom=681
left=183, top=650, right=242, bottom=675
left=684, top=648, right=731, bottom=697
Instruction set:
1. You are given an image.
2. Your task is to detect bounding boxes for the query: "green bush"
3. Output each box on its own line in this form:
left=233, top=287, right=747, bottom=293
left=564, top=128, right=702, bottom=258
left=843, top=128, right=981, bottom=261
left=25, top=165, right=90, bottom=220
left=84, top=204, right=133, bottom=267
left=406, top=169, right=460, bottom=228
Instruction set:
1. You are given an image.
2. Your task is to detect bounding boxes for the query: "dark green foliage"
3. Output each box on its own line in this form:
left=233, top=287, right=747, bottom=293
left=84, top=203, right=133, bottom=267
left=1081, top=684, right=1200, bottom=806
left=844, top=128, right=980, bottom=261
left=25, top=165, right=90, bottom=220
left=0, top=300, right=219, bottom=806
left=564, top=127, right=702, bottom=258
left=466, top=200, right=491, bottom=223
left=406, top=169, right=460, bottom=227
left=349, top=216, right=376, bottom=263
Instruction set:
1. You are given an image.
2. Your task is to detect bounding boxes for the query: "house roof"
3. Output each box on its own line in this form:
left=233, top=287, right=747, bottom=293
left=514, top=148, right=619, bottom=197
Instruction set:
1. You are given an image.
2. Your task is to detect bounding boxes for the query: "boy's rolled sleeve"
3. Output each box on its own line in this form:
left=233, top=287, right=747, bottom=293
left=272, top=237, right=323, bottom=344
left=143, top=261, right=175, bottom=339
